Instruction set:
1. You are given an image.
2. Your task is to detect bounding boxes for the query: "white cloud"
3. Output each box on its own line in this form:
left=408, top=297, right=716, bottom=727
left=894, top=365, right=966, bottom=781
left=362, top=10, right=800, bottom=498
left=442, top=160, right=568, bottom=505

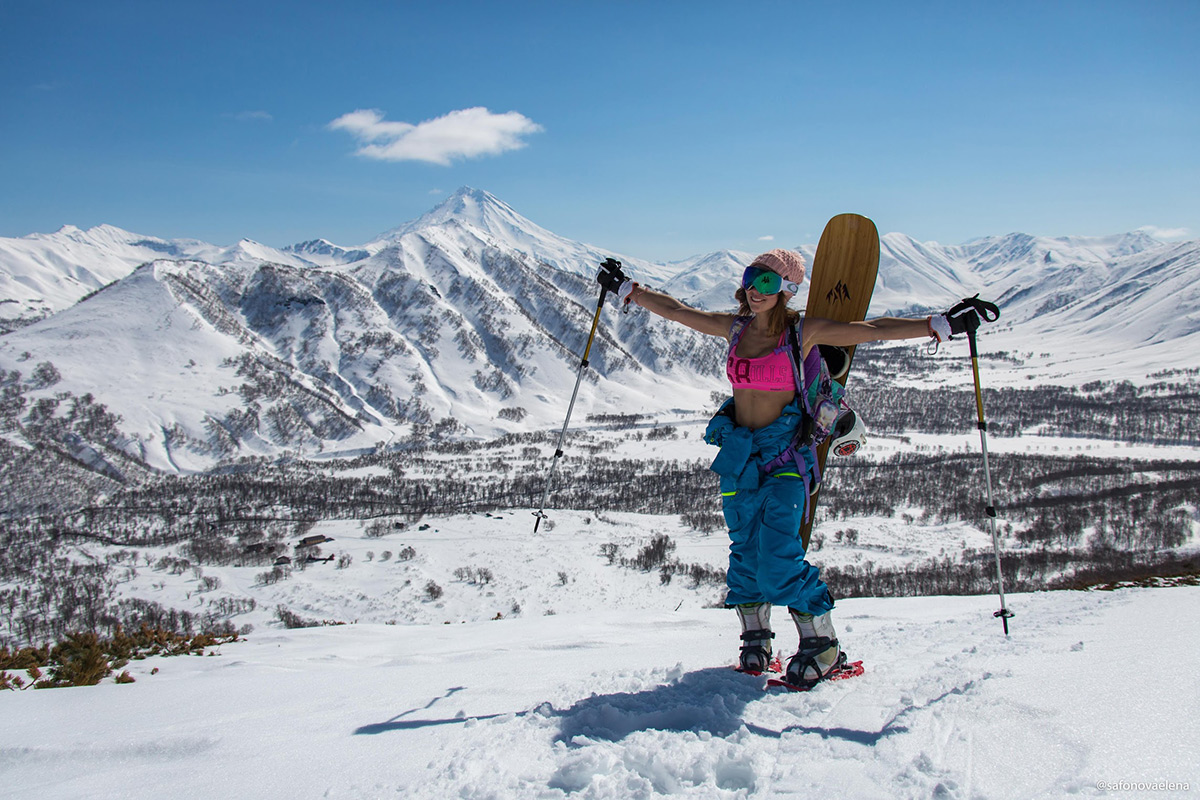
left=757, top=235, right=775, bottom=242
left=329, top=107, right=543, bottom=166
left=1137, top=225, right=1190, bottom=240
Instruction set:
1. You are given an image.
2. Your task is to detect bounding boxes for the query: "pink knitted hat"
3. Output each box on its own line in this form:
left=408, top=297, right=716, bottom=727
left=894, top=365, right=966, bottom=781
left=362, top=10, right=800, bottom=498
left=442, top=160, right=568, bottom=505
left=750, top=249, right=806, bottom=287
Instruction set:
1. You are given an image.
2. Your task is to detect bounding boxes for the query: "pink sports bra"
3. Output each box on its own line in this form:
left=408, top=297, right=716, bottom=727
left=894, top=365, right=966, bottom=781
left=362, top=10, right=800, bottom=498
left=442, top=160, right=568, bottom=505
left=726, top=323, right=795, bottom=392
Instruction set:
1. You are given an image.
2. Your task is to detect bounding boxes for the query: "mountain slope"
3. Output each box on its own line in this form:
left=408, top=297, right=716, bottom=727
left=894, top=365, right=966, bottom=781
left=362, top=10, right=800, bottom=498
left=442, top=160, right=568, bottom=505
left=0, top=225, right=190, bottom=330
left=0, top=218, right=723, bottom=471
left=0, top=224, right=317, bottom=331
left=2, top=189, right=1198, bottom=472
left=1, top=573, right=1195, bottom=799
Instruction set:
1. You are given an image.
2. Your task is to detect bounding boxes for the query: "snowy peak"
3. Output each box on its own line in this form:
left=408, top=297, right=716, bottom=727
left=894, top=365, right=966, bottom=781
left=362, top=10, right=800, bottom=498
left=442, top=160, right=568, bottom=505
left=25, top=221, right=181, bottom=253
left=871, top=233, right=979, bottom=314
left=663, top=249, right=755, bottom=310
left=375, top=187, right=553, bottom=249
left=372, top=187, right=672, bottom=282
left=217, top=239, right=314, bottom=268
left=0, top=224, right=190, bottom=330
left=282, top=238, right=370, bottom=266
left=953, top=230, right=1163, bottom=273
left=668, top=249, right=755, bottom=274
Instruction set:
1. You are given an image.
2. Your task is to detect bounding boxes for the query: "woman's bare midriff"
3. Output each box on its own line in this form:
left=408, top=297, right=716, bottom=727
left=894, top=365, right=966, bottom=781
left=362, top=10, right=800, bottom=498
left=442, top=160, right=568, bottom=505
left=731, top=388, right=795, bottom=430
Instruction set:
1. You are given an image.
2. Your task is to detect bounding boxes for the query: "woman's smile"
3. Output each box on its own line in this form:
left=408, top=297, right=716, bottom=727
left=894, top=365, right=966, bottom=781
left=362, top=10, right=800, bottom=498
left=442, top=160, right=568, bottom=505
left=746, top=288, right=778, bottom=312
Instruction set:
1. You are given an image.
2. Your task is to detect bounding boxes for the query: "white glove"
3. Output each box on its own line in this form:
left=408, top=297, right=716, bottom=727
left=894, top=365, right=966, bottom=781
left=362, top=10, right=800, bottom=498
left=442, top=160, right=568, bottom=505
left=928, top=314, right=952, bottom=343
left=617, top=280, right=639, bottom=311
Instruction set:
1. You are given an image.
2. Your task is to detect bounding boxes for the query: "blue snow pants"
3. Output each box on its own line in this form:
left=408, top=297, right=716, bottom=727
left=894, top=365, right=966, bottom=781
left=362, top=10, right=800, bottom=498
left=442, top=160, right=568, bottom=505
left=705, top=399, right=835, bottom=616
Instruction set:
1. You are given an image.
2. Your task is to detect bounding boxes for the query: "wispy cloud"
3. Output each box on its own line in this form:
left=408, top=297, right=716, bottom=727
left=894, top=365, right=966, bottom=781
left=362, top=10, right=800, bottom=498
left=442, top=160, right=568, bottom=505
left=328, top=107, right=543, bottom=166
left=227, top=110, right=273, bottom=122
left=757, top=235, right=775, bottom=242
left=1137, top=225, right=1190, bottom=240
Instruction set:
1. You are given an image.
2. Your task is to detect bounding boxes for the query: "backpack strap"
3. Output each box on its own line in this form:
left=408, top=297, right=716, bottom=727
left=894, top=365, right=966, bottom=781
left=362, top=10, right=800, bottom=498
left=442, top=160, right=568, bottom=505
left=787, top=319, right=809, bottom=414
left=766, top=317, right=822, bottom=525
left=728, top=315, right=753, bottom=355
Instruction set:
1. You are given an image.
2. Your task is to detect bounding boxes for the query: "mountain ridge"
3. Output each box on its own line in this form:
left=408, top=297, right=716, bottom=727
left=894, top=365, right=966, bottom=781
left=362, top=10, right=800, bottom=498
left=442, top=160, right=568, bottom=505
left=2, top=188, right=1197, bottom=473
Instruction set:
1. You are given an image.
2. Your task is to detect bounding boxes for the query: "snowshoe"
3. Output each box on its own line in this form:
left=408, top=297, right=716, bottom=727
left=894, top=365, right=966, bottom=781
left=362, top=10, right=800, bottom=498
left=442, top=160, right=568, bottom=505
left=735, top=629, right=779, bottom=675
left=733, top=603, right=778, bottom=675
left=774, top=609, right=847, bottom=689
left=767, top=656, right=864, bottom=692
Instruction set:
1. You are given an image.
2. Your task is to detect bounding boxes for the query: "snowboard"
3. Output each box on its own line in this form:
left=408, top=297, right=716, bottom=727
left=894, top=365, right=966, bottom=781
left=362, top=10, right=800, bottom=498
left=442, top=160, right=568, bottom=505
left=799, top=214, right=880, bottom=551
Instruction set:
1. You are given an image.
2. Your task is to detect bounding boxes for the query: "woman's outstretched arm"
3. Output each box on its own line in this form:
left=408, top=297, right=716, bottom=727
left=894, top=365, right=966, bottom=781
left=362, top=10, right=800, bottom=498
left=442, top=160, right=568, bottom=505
left=628, top=285, right=736, bottom=340
left=802, top=316, right=933, bottom=353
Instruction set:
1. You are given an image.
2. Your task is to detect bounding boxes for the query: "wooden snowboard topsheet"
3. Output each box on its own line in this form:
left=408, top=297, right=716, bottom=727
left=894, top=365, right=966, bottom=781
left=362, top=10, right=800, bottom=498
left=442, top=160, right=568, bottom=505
left=799, top=213, right=880, bottom=549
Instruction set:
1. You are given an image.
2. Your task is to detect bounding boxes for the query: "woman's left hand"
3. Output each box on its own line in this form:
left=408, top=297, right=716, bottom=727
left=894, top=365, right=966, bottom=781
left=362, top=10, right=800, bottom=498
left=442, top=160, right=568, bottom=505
left=618, top=280, right=640, bottom=308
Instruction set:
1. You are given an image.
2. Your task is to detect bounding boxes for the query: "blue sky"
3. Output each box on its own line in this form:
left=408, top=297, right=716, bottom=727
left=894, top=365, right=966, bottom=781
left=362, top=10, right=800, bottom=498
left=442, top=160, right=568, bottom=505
left=2, top=0, right=1197, bottom=261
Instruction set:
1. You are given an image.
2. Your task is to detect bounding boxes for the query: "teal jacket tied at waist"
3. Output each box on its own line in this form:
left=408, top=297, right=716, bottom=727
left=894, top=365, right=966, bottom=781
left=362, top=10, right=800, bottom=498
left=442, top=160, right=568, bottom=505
left=705, top=397, right=806, bottom=491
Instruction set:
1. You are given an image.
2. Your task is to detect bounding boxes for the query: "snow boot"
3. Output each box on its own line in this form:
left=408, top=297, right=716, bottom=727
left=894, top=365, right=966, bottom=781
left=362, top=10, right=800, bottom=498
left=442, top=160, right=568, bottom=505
left=734, top=603, right=776, bottom=674
left=785, top=608, right=845, bottom=688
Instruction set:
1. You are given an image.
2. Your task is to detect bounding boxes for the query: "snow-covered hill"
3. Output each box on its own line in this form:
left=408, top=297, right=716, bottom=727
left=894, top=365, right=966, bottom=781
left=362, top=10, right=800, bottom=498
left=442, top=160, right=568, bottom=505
left=0, top=224, right=320, bottom=331
left=2, top=573, right=1195, bottom=799
left=2, top=186, right=1198, bottom=471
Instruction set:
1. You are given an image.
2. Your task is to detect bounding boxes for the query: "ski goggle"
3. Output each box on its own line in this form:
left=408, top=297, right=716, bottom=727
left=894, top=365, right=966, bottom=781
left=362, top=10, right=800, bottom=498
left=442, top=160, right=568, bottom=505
left=742, top=266, right=800, bottom=296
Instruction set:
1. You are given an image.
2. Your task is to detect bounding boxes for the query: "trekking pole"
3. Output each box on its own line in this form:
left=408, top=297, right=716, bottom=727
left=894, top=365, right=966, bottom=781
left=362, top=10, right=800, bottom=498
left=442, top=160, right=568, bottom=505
left=533, top=258, right=628, bottom=532
left=952, top=295, right=1015, bottom=635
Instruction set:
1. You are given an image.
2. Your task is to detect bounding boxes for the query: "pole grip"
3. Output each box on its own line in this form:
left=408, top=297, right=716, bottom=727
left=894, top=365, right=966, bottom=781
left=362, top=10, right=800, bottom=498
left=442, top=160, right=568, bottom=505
left=966, top=326, right=980, bottom=359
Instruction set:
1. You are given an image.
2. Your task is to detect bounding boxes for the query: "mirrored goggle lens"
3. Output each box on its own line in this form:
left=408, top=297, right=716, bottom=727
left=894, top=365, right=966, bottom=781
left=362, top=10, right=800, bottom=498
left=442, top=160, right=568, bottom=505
left=742, top=266, right=784, bottom=295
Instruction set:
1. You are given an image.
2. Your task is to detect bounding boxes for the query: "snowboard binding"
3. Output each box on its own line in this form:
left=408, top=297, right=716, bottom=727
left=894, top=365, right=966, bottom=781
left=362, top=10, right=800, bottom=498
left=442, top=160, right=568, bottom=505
left=783, top=635, right=845, bottom=690
left=736, top=628, right=779, bottom=675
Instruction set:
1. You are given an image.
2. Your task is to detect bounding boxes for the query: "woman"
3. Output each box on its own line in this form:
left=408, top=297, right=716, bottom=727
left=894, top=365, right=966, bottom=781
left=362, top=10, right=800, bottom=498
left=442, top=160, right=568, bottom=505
left=622, top=248, right=978, bottom=687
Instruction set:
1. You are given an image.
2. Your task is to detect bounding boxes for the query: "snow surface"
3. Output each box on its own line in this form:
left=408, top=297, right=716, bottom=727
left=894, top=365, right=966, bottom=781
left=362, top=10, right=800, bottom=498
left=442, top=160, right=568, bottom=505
left=2, top=582, right=1196, bottom=799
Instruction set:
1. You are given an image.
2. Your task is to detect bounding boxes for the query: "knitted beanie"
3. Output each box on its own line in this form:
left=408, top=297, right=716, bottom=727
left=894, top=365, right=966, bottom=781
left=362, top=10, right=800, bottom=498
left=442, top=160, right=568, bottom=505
left=750, top=249, right=806, bottom=288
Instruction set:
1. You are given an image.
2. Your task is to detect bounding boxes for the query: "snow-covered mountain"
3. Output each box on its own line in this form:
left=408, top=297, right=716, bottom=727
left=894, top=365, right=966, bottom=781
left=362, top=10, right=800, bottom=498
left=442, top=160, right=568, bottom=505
left=280, top=238, right=371, bottom=267
left=661, top=250, right=758, bottom=311
left=0, top=225, right=190, bottom=331
left=0, top=193, right=723, bottom=471
left=870, top=230, right=1176, bottom=320
left=2, top=187, right=1198, bottom=472
left=0, top=224, right=313, bottom=331
left=372, top=187, right=675, bottom=284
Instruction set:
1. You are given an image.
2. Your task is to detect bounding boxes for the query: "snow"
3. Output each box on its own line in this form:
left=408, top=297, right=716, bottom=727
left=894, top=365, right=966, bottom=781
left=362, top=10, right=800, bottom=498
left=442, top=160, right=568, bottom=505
left=2, top=582, right=1196, bottom=799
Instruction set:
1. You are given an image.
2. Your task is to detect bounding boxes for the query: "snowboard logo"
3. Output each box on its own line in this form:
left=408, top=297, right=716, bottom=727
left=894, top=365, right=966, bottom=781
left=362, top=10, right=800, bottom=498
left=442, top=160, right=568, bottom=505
left=826, top=281, right=852, bottom=304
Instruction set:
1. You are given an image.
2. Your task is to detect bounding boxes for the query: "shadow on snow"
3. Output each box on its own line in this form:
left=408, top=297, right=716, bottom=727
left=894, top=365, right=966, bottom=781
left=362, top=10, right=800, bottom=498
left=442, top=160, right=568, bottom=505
left=354, top=667, right=900, bottom=746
